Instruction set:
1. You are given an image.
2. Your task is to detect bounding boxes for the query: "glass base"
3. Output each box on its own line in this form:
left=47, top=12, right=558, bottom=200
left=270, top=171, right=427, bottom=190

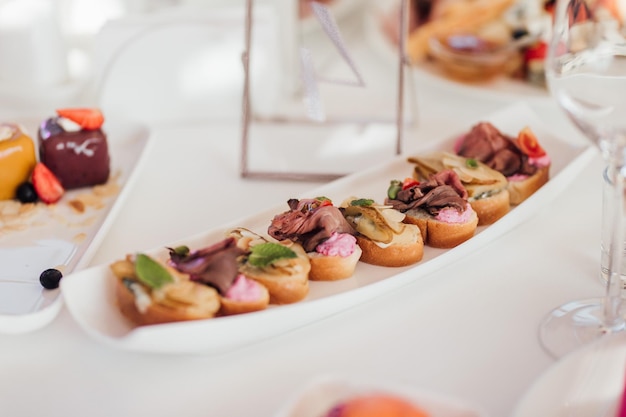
left=539, top=297, right=626, bottom=359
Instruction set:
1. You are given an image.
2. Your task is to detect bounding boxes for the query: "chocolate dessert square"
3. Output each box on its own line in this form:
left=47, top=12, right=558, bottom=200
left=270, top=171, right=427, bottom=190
left=38, top=118, right=110, bottom=190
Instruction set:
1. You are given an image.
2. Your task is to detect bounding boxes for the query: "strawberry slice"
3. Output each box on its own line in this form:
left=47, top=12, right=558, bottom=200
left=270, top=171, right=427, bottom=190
left=56, top=108, right=104, bottom=130
left=32, top=163, right=64, bottom=204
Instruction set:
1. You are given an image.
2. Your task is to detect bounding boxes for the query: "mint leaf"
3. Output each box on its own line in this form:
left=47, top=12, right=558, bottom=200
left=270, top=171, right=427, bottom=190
left=247, top=243, right=297, bottom=268
left=134, top=253, right=174, bottom=289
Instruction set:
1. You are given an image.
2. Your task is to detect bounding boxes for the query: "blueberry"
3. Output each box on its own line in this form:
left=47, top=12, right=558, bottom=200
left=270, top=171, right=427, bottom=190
left=40, top=268, right=63, bottom=290
left=512, top=28, right=529, bottom=40
left=39, top=117, right=64, bottom=140
left=15, top=182, right=38, bottom=203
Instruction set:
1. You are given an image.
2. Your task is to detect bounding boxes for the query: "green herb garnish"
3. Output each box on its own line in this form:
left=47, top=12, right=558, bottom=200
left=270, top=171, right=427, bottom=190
left=247, top=242, right=297, bottom=268
left=134, top=253, right=174, bottom=289
left=466, top=158, right=479, bottom=169
left=315, top=196, right=331, bottom=202
left=387, top=180, right=402, bottom=200
left=169, top=245, right=190, bottom=257
left=350, top=198, right=375, bottom=207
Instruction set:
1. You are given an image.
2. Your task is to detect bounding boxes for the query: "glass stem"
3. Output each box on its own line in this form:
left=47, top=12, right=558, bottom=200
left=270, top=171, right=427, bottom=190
left=603, top=150, right=626, bottom=331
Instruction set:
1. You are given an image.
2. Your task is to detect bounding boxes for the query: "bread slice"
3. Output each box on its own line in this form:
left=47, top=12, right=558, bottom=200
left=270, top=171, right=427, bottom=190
left=404, top=207, right=478, bottom=249
left=355, top=232, right=423, bottom=268
left=240, top=241, right=311, bottom=305
left=408, top=152, right=510, bottom=227
left=114, top=277, right=220, bottom=326
left=507, top=165, right=550, bottom=205
left=469, top=189, right=510, bottom=226
left=219, top=280, right=270, bottom=316
left=308, top=245, right=362, bottom=281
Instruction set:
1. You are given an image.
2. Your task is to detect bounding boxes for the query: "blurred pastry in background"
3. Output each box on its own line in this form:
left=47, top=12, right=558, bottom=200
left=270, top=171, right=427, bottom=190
left=381, top=0, right=554, bottom=84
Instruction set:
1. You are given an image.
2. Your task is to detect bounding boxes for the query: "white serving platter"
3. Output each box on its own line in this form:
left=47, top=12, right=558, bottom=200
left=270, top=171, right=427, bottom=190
left=60, top=103, right=595, bottom=354
left=0, top=120, right=151, bottom=334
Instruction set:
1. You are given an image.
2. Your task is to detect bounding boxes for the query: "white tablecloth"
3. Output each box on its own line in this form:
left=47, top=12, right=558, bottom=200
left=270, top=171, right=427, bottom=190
left=0, top=4, right=610, bottom=416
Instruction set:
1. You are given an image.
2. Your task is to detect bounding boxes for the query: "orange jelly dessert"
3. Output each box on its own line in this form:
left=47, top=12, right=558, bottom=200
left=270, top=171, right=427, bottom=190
left=325, top=393, right=430, bottom=417
left=0, top=123, right=36, bottom=200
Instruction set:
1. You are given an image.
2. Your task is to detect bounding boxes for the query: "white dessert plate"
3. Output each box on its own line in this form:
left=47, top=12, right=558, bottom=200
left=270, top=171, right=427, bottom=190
left=364, top=3, right=550, bottom=102
left=273, top=374, right=488, bottom=417
left=60, top=102, right=595, bottom=354
left=0, top=120, right=151, bottom=334
left=511, top=332, right=626, bottom=417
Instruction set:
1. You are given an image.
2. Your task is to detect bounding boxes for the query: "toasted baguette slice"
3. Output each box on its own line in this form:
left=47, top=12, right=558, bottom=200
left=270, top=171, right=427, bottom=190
left=308, top=245, right=362, bottom=281
left=228, top=229, right=311, bottom=304
left=507, top=165, right=550, bottom=205
left=468, top=189, right=510, bottom=226
left=111, top=257, right=221, bottom=326
left=408, top=152, right=510, bottom=226
left=219, top=278, right=270, bottom=316
left=403, top=207, right=478, bottom=249
left=239, top=240, right=311, bottom=305
left=356, top=232, right=423, bottom=268
left=114, top=276, right=220, bottom=326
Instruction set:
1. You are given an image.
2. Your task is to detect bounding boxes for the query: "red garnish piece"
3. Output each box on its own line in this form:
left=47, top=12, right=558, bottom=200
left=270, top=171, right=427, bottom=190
left=524, top=41, right=547, bottom=62
left=32, top=163, right=65, bottom=204
left=318, top=200, right=332, bottom=207
left=314, top=196, right=333, bottom=207
left=516, top=127, right=546, bottom=158
left=402, top=177, right=419, bottom=190
left=56, top=108, right=104, bottom=130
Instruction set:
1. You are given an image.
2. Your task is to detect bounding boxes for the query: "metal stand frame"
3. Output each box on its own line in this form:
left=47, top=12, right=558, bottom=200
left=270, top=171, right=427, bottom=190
left=240, top=0, right=411, bottom=181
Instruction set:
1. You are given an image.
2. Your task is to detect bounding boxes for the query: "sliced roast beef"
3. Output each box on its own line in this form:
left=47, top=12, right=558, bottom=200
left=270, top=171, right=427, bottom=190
left=457, top=123, right=499, bottom=161
left=418, top=186, right=466, bottom=214
left=489, top=148, right=522, bottom=177
left=386, top=169, right=467, bottom=215
left=268, top=204, right=356, bottom=252
left=457, top=122, right=537, bottom=177
left=168, top=237, right=245, bottom=294
left=423, top=169, right=468, bottom=199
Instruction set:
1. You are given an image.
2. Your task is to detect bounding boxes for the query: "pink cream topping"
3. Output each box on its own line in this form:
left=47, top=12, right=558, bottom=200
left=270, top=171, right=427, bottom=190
left=529, top=154, right=551, bottom=168
left=225, top=274, right=263, bottom=302
left=435, top=203, right=474, bottom=223
left=315, top=232, right=357, bottom=257
left=507, top=174, right=528, bottom=182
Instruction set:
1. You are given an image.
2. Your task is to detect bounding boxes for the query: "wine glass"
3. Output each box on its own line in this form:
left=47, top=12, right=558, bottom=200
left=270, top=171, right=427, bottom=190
left=539, top=0, right=626, bottom=358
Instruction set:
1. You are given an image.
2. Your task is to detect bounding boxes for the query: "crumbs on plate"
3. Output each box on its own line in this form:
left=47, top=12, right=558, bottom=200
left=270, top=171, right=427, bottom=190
left=0, top=172, right=121, bottom=237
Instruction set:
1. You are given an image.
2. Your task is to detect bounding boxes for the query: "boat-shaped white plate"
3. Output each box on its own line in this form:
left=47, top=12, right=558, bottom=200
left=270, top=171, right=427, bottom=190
left=273, top=374, right=488, bottom=417
left=0, top=120, right=151, bottom=334
left=61, top=103, right=595, bottom=354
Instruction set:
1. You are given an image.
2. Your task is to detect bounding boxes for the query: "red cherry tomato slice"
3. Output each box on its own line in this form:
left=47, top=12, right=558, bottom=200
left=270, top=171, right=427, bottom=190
left=516, top=127, right=546, bottom=158
left=318, top=199, right=332, bottom=207
left=402, top=177, right=419, bottom=190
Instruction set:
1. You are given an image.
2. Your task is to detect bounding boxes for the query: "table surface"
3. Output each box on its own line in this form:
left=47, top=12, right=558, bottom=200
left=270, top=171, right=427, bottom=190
left=0, top=5, right=613, bottom=417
